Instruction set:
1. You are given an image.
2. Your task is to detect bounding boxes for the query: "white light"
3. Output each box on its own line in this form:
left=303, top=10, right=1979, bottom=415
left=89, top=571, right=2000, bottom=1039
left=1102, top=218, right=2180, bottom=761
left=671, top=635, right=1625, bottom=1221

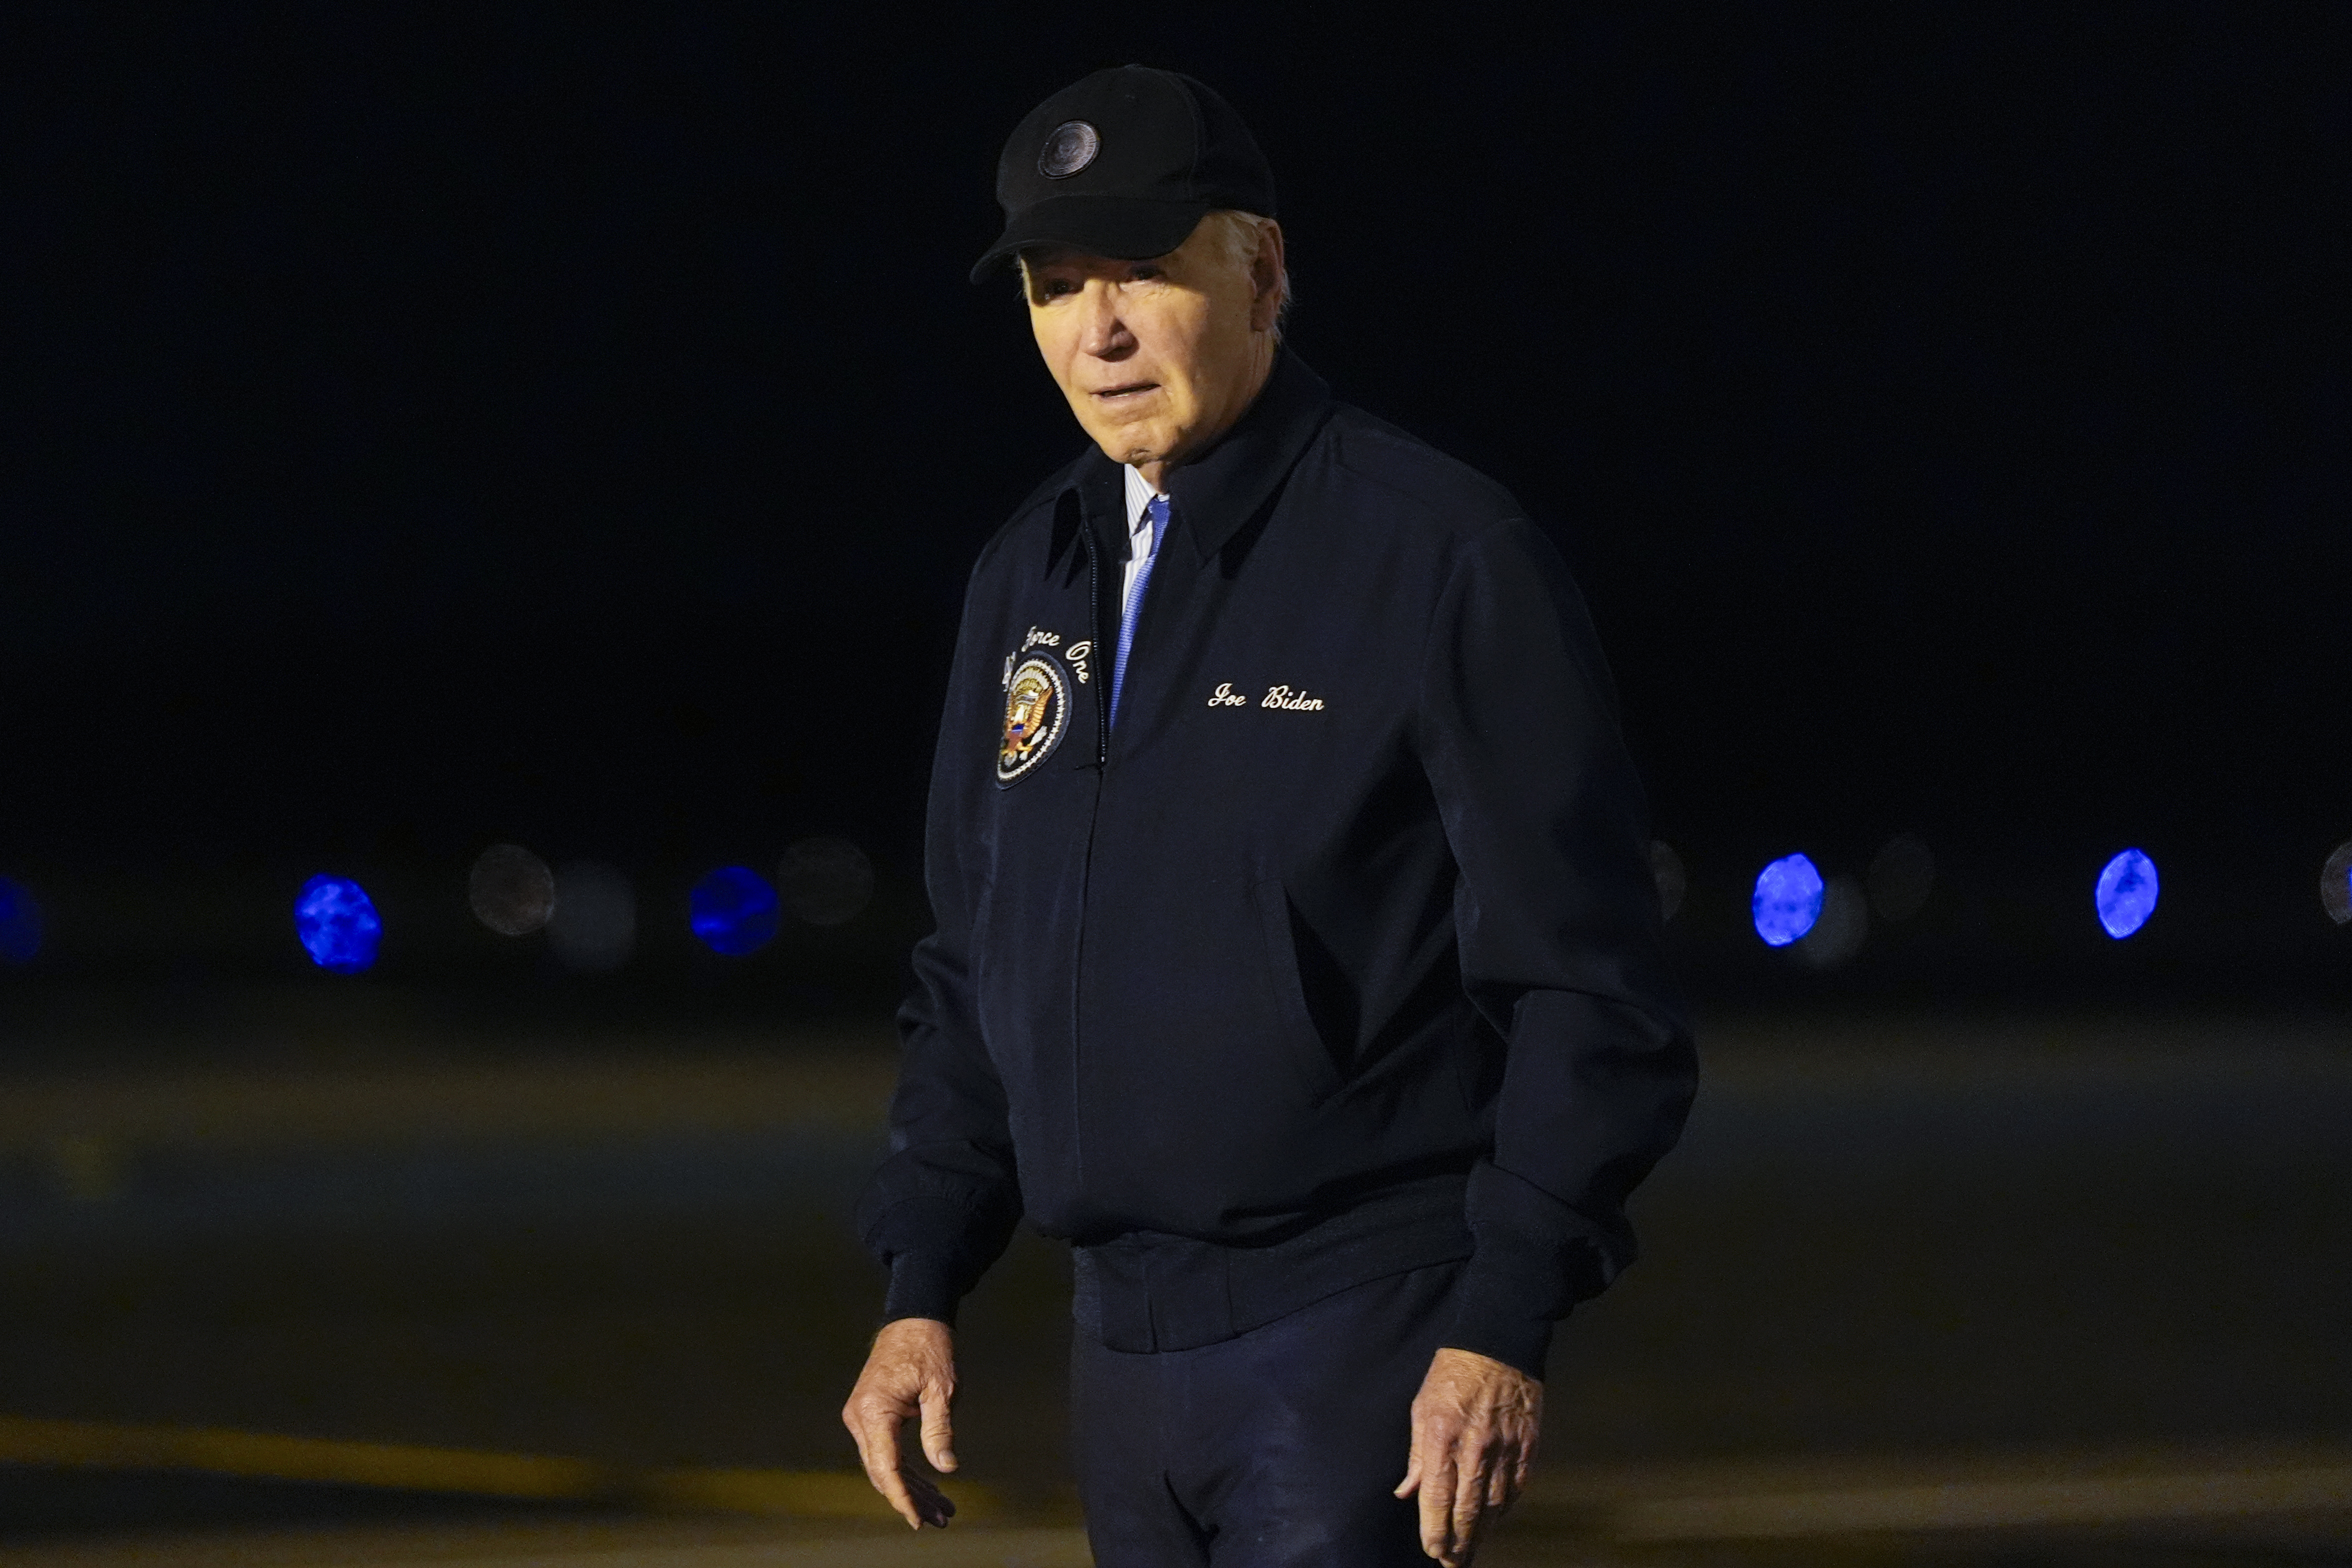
left=1798, top=875, right=1870, bottom=970
left=2322, top=840, right=2352, bottom=927
left=779, top=836, right=875, bottom=927
left=1865, top=834, right=1935, bottom=923
left=1649, top=841, right=1686, bottom=923
left=548, top=862, right=635, bottom=972
left=469, top=844, right=556, bottom=936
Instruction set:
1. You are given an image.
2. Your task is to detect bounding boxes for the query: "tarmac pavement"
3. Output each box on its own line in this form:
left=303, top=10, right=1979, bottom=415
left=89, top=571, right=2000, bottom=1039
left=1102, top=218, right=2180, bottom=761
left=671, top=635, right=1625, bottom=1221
left=0, top=1005, right=2347, bottom=1563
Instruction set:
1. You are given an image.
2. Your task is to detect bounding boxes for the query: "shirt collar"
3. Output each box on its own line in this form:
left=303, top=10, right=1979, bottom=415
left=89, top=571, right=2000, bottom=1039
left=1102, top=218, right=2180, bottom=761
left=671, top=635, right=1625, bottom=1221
left=1121, top=463, right=1162, bottom=536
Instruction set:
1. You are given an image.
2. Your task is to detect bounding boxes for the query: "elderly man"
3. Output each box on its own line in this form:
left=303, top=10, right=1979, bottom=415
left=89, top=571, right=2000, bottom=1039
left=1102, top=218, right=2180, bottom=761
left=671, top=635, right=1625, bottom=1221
left=843, top=65, right=1695, bottom=1567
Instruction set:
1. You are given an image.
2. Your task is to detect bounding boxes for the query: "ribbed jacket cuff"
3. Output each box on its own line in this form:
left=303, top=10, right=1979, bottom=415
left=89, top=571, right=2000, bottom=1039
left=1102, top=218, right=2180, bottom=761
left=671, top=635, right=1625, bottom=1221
left=880, top=1251, right=967, bottom=1328
left=1438, top=1264, right=1559, bottom=1383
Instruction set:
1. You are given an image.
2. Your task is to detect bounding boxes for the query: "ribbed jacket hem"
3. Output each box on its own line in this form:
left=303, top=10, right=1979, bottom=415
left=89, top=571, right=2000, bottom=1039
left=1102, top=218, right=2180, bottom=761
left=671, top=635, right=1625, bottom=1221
left=880, top=1251, right=967, bottom=1328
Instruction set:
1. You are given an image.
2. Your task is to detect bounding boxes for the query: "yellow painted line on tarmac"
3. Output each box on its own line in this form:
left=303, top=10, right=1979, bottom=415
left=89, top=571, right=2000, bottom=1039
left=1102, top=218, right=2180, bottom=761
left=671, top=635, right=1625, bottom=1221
left=20, top=1414, right=2352, bottom=1550
left=0, top=1414, right=999, bottom=1524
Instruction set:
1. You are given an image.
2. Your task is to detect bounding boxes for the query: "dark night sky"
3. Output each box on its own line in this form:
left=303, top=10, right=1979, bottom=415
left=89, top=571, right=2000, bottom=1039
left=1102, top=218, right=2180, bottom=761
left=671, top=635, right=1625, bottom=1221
left=3, top=6, right=2346, bottom=962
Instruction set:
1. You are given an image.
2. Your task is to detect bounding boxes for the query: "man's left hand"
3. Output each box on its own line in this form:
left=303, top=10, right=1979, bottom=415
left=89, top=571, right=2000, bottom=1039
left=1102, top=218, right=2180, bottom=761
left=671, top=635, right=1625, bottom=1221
left=1393, top=1346, right=1543, bottom=1566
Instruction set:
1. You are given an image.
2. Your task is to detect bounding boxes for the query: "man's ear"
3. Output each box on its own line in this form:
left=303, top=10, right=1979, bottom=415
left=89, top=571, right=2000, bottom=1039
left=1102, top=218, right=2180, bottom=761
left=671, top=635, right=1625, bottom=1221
left=1250, top=222, right=1286, bottom=333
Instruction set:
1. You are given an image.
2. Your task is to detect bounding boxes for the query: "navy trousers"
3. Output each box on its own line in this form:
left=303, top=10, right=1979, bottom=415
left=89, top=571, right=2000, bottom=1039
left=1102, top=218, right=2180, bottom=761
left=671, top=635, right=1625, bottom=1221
left=1070, top=1259, right=1466, bottom=1567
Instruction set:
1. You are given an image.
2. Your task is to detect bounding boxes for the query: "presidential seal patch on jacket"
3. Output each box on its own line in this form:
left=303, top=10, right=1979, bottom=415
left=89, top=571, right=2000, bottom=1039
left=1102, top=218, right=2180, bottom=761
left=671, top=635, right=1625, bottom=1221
left=998, top=654, right=1070, bottom=784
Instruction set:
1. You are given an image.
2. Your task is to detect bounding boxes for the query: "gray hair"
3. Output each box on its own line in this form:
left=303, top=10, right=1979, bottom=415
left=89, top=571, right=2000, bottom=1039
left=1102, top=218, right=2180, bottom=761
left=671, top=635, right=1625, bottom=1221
left=1017, top=209, right=1293, bottom=341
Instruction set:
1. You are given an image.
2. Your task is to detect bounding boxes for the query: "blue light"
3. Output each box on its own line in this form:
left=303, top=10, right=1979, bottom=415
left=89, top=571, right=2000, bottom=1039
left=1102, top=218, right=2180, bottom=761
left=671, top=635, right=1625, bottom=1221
left=294, top=874, right=382, bottom=973
left=690, top=866, right=781, bottom=956
left=0, top=879, right=42, bottom=964
left=2094, top=848, right=2159, bottom=939
left=1752, top=853, right=1825, bottom=947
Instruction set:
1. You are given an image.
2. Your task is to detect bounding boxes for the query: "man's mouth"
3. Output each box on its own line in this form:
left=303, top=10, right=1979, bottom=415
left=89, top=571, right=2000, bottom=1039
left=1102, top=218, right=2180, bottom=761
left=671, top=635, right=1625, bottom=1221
left=1092, top=382, right=1159, bottom=402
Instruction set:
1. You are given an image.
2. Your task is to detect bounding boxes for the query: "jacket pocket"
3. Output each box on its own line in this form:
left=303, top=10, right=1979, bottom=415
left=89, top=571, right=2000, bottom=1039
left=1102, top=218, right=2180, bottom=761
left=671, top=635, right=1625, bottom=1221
left=1251, top=876, right=1344, bottom=1104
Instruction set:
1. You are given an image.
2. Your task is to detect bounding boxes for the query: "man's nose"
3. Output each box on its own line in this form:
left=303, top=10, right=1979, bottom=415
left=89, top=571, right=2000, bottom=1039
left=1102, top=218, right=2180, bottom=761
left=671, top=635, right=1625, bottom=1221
left=1078, top=282, right=1135, bottom=359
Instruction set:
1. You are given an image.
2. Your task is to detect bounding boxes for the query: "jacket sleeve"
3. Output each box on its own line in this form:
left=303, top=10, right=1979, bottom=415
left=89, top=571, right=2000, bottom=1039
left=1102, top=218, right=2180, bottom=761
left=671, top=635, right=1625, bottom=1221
left=851, top=558, right=1024, bottom=1328
left=1414, top=517, right=1698, bottom=1381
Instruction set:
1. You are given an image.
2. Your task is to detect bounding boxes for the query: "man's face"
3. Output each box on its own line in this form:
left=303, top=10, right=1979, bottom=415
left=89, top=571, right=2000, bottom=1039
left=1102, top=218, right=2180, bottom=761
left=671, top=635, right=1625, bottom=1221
left=1023, top=219, right=1279, bottom=478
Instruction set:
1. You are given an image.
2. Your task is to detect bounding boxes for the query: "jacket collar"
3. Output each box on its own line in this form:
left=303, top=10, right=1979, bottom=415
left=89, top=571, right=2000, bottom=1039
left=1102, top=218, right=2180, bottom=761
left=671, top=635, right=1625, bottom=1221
left=1164, top=347, right=1333, bottom=563
left=1065, top=347, right=1334, bottom=567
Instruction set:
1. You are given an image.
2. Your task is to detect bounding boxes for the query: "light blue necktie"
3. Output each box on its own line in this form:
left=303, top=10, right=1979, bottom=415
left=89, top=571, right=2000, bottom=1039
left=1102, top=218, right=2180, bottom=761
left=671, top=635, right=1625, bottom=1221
left=1108, top=494, right=1167, bottom=730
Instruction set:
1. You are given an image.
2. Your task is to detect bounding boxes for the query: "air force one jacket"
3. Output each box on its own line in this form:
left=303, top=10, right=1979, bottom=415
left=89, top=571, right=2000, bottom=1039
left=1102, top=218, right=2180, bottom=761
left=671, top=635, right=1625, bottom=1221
left=854, top=349, right=1696, bottom=1381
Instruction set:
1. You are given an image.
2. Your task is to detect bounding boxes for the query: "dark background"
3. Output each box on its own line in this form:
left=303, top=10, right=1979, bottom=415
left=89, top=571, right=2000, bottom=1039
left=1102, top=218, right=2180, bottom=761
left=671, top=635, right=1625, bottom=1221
left=3, top=2, right=2347, bottom=1009
left=2, top=11, right=2351, bottom=1557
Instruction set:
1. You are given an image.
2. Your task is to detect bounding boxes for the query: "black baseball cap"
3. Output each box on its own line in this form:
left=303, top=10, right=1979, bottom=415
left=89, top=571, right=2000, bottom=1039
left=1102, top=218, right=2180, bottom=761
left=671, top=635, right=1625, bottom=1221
left=970, top=65, right=1277, bottom=284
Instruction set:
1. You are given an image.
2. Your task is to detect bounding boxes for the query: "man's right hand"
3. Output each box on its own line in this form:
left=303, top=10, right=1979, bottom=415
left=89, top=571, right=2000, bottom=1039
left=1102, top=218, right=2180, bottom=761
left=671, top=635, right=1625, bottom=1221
left=842, top=1316, right=961, bottom=1530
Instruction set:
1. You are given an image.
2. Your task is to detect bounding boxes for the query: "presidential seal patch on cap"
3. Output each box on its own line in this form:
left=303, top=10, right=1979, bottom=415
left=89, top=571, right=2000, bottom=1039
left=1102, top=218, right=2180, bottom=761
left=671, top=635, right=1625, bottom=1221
left=1039, top=119, right=1099, bottom=179
left=998, top=655, right=1071, bottom=784
left=973, top=67, right=1277, bottom=283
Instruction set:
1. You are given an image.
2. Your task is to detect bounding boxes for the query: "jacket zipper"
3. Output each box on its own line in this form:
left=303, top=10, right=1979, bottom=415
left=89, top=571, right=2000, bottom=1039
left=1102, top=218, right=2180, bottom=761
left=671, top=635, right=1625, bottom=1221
left=1071, top=500, right=1110, bottom=1200
left=1083, top=514, right=1108, bottom=766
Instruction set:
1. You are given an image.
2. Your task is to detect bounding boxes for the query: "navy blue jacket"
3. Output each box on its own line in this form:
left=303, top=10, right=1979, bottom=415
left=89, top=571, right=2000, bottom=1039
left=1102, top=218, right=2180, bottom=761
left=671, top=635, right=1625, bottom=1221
left=855, top=350, right=1695, bottom=1380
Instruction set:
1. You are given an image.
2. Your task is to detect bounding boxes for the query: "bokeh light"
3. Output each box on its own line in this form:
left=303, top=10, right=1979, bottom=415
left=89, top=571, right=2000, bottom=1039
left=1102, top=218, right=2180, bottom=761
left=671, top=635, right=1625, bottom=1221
left=469, top=843, right=556, bottom=936
left=779, top=835, right=875, bottom=927
left=294, top=874, right=382, bottom=973
left=1752, top=853, right=1825, bottom=947
left=0, top=878, right=43, bottom=964
left=1798, top=875, right=1870, bottom=969
left=1866, top=834, right=1936, bottom=922
left=1649, top=841, right=1686, bottom=923
left=548, top=862, right=635, bottom=973
left=2321, top=840, right=2352, bottom=927
left=690, top=866, right=782, bottom=956
left=2094, top=848, right=2159, bottom=939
